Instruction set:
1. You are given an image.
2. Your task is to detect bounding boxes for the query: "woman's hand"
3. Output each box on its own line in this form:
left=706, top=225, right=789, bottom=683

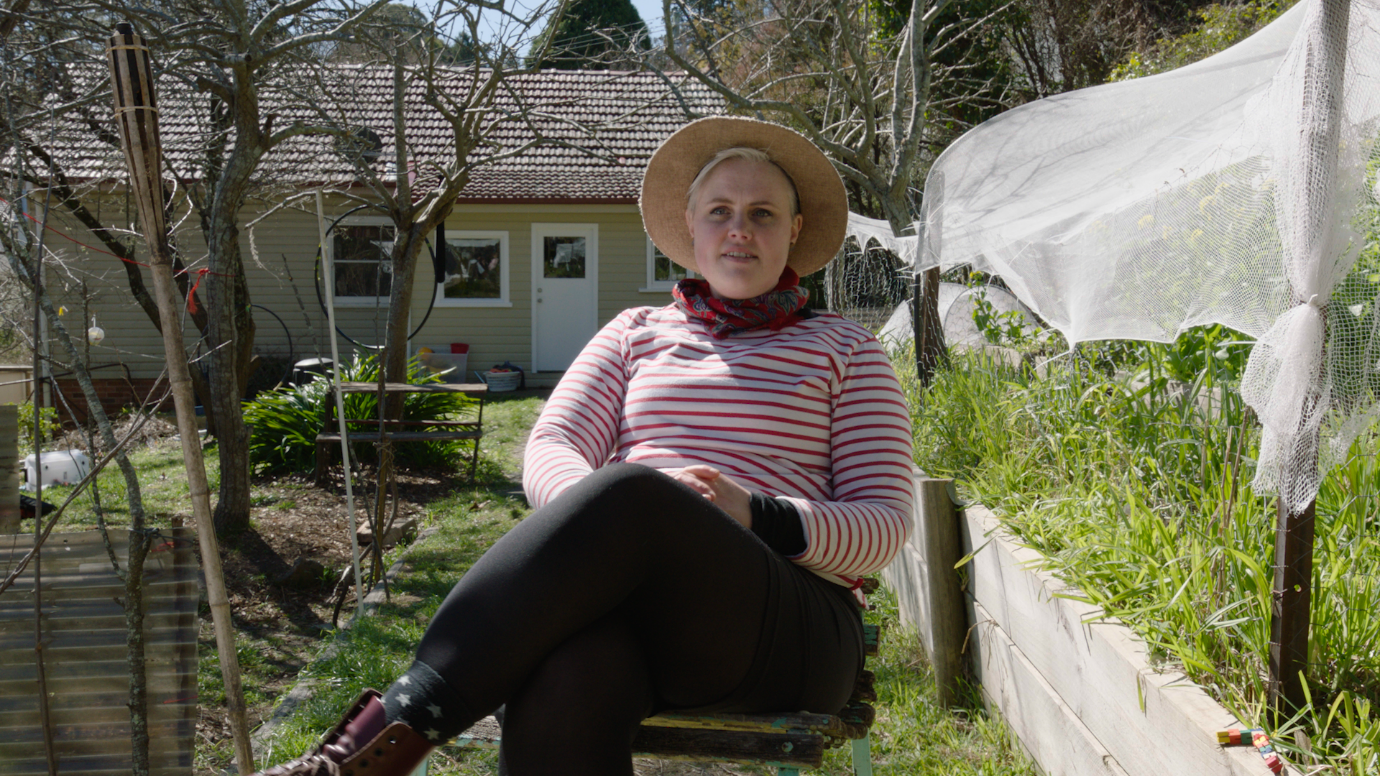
left=663, top=466, right=719, bottom=501
left=677, top=465, right=753, bottom=529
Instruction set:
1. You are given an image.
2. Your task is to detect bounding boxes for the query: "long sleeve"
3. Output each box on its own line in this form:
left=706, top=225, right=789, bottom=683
left=776, top=332, right=913, bottom=582
left=521, top=305, right=914, bottom=589
left=521, top=312, right=634, bottom=507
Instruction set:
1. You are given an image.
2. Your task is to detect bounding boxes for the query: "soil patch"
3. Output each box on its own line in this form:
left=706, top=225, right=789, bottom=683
left=194, top=465, right=463, bottom=766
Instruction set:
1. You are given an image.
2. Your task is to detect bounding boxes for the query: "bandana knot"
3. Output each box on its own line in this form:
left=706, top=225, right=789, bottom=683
left=672, top=268, right=810, bottom=339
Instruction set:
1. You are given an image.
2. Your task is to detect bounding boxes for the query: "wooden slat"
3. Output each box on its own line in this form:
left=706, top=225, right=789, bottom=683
left=337, top=381, right=487, bottom=395
left=968, top=599, right=1130, bottom=776
left=645, top=711, right=839, bottom=735
left=316, top=431, right=481, bottom=443
left=631, top=725, right=825, bottom=769
left=0, top=404, right=16, bottom=534
left=960, top=505, right=1273, bottom=776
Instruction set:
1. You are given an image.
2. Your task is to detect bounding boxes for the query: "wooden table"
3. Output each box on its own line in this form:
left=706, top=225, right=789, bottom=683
left=314, top=381, right=488, bottom=486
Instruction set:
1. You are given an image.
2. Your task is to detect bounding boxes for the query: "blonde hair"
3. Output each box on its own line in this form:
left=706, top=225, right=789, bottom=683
left=686, top=147, right=801, bottom=216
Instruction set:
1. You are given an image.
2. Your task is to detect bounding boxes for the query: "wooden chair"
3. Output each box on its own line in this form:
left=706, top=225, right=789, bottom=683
left=443, top=616, right=882, bottom=775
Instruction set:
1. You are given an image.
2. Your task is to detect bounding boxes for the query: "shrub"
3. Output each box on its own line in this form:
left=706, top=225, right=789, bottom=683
left=12, top=400, right=61, bottom=451
left=244, top=353, right=477, bottom=475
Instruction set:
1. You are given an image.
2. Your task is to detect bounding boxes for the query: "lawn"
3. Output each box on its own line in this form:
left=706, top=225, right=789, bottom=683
left=26, top=382, right=1038, bottom=775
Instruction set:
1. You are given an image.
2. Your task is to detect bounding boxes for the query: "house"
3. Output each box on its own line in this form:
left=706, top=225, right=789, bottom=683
left=36, top=68, right=721, bottom=417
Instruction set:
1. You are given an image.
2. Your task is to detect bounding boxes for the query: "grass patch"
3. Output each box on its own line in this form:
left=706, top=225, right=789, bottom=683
left=256, top=392, right=1038, bottom=776
left=909, top=343, right=1380, bottom=772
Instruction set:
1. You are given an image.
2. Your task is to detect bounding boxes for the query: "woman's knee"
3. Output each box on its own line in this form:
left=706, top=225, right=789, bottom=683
left=551, top=463, right=701, bottom=532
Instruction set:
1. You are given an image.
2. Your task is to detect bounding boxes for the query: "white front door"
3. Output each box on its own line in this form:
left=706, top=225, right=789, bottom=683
left=532, top=223, right=599, bottom=372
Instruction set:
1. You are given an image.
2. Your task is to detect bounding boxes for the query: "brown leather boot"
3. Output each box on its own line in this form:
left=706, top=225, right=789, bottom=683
left=256, top=690, right=434, bottom=776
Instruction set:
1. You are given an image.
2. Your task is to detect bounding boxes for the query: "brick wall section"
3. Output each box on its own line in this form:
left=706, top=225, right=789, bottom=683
left=51, top=378, right=172, bottom=424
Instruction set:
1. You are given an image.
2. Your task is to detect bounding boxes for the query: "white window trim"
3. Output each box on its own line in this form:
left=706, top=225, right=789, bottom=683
left=435, top=229, right=512, bottom=308
left=640, top=235, right=693, bottom=293
left=330, top=215, right=394, bottom=307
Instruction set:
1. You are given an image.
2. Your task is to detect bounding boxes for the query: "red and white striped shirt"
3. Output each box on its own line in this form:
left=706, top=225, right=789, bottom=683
left=522, top=304, right=915, bottom=588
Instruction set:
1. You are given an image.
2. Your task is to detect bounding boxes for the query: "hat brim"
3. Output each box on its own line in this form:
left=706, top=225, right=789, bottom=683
left=639, top=117, right=847, bottom=278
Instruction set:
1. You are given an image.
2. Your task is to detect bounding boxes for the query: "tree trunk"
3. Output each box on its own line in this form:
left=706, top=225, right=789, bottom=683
left=123, top=530, right=151, bottom=776
left=883, top=202, right=945, bottom=385
left=206, top=215, right=255, bottom=537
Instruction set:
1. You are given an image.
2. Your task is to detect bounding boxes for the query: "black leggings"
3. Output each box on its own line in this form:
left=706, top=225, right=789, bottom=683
left=415, top=463, right=863, bottom=774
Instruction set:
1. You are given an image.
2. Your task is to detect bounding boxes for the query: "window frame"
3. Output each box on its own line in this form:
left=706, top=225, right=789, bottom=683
left=641, top=235, right=694, bottom=293
left=329, top=216, right=396, bottom=307
left=434, top=229, right=512, bottom=308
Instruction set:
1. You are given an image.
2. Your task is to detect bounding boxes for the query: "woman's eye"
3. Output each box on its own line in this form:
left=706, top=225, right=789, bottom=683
left=753, top=209, right=774, bottom=219
left=710, top=206, right=729, bottom=216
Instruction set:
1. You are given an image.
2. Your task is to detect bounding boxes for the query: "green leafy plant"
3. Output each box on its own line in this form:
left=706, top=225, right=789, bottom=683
left=12, top=399, right=60, bottom=451
left=244, top=353, right=477, bottom=475
left=907, top=336, right=1380, bottom=773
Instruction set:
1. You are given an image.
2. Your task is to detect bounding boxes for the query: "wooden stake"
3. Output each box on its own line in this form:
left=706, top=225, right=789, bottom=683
left=106, top=24, right=254, bottom=773
left=1268, top=498, right=1315, bottom=716
left=1266, top=0, right=1349, bottom=719
left=917, top=477, right=967, bottom=706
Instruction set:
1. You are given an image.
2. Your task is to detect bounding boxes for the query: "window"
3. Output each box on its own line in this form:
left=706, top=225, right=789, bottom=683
left=331, top=219, right=395, bottom=304
left=643, top=236, right=692, bottom=292
left=437, top=231, right=510, bottom=307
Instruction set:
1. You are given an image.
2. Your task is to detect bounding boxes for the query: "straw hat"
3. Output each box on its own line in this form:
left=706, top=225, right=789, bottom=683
left=640, top=116, right=847, bottom=277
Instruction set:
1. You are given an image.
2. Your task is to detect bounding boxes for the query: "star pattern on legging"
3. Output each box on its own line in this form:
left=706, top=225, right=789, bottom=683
left=396, top=693, right=411, bottom=707
left=427, top=704, right=443, bottom=718
left=425, top=728, right=441, bottom=741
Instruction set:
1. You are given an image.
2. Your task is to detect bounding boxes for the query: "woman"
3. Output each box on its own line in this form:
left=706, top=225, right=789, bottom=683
left=258, top=116, right=914, bottom=776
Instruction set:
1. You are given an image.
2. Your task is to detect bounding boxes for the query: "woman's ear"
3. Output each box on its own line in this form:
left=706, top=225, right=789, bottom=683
left=790, top=213, right=803, bottom=246
left=685, top=208, right=696, bottom=245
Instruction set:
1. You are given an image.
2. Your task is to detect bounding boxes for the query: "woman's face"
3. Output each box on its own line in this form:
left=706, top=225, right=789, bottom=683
left=684, top=157, right=803, bottom=301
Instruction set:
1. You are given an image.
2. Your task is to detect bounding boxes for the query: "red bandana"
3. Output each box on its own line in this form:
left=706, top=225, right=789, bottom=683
left=672, top=268, right=810, bottom=339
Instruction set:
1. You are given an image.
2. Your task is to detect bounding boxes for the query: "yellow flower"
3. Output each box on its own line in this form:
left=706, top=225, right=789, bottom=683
left=1199, top=195, right=1216, bottom=213
left=1137, top=214, right=1155, bottom=230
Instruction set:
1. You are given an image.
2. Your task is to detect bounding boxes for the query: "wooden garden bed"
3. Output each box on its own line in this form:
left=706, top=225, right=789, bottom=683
left=883, top=483, right=1277, bottom=776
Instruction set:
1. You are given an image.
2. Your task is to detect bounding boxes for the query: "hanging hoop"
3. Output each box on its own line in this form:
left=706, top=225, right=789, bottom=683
left=314, top=203, right=440, bottom=351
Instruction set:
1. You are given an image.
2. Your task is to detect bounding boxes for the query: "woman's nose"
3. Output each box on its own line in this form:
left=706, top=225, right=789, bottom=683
left=727, top=213, right=751, bottom=238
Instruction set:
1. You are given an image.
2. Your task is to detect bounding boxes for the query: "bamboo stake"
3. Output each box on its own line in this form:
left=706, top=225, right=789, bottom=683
left=106, top=24, right=254, bottom=773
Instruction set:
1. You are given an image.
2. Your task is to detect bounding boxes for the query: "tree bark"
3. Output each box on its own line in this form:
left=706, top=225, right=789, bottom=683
left=206, top=213, right=256, bottom=537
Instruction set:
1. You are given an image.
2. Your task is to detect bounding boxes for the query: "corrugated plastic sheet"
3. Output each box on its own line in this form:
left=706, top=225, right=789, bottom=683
left=0, top=528, right=198, bottom=776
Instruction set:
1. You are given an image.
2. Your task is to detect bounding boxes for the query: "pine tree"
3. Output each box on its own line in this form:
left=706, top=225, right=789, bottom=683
left=529, top=0, right=650, bottom=70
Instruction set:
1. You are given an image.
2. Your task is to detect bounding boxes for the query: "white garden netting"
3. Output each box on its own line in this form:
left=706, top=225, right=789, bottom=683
left=895, top=0, right=1380, bottom=512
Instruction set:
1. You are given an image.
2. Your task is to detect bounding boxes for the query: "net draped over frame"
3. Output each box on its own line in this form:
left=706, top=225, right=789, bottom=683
left=883, top=0, right=1380, bottom=513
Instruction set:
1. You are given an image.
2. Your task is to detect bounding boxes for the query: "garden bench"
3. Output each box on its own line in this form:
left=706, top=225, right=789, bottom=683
left=314, top=382, right=487, bottom=486
left=443, top=603, right=882, bottom=775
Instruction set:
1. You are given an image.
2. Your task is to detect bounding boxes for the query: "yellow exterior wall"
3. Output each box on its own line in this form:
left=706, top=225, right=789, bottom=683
left=43, top=197, right=670, bottom=387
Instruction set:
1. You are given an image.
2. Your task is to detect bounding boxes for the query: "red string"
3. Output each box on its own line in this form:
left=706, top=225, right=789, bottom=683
left=185, top=268, right=210, bottom=314
left=0, top=194, right=236, bottom=313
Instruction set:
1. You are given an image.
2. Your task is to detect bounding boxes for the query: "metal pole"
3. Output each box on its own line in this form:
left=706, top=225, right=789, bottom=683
left=316, top=190, right=364, bottom=614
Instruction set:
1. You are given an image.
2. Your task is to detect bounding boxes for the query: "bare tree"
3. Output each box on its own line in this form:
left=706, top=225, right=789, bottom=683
left=303, top=0, right=584, bottom=504
left=660, top=0, right=1020, bottom=382
left=85, top=0, right=391, bottom=535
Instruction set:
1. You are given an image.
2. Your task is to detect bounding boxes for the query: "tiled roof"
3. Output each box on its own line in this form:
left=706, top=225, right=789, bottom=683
left=54, top=67, right=724, bottom=202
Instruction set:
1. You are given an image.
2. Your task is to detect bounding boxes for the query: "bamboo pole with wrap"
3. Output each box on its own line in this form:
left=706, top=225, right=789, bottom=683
left=106, top=23, right=254, bottom=772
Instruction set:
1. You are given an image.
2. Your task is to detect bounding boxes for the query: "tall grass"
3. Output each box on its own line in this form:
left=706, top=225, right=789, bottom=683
left=903, top=340, right=1380, bottom=771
